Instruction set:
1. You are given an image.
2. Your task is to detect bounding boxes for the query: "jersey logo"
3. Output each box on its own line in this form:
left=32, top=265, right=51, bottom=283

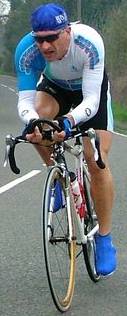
left=85, top=108, right=91, bottom=117
left=72, top=65, right=78, bottom=72
left=19, top=43, right=39, bottom=74
left=75, top=35, right=99, bottom=69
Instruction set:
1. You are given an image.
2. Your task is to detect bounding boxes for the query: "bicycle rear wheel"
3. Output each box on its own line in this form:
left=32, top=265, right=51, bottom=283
left=42, top=166, right=76, bottom=312
left=82, top=168, right=100, bottom=282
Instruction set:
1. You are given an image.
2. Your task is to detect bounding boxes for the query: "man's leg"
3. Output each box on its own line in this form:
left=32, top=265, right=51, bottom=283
left=83, top=130, right=116, bottom=275
left=34, top=91, right=60, bottom=165
left=83, top=130, right=114, bottom=235
left=34, top=91, right=65, bottom=211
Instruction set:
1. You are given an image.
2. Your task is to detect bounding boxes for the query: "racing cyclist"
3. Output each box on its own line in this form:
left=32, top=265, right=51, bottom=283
left=15, top=2, right=117, bottom=277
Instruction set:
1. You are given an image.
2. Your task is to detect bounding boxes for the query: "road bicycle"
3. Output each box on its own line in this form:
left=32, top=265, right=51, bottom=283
left=4, top=118, right=105, bottom=312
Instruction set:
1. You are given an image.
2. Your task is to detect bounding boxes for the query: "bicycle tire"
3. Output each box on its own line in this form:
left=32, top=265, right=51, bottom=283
left=42, top=166, right=76, bottom=312
left=82, top=166, right=100, bottom=282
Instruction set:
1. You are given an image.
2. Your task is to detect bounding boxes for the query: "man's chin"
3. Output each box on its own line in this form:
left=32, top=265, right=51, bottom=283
left=43, top=52, right=57, bottom=61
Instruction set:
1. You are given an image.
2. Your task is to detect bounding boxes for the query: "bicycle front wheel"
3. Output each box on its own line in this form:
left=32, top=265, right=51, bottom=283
left=42, top=166, right=76, bottom=312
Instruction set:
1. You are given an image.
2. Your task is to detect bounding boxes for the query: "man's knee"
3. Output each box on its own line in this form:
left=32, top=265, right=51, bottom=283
left=84, top=130, right=112, bottom=173
left=96, top=130, right=113, bottom=154
left=35, top=91, right=60, bottom=118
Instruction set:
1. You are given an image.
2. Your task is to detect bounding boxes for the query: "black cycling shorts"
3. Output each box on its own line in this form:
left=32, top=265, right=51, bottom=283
left=37, top=70, right=113, bottom=131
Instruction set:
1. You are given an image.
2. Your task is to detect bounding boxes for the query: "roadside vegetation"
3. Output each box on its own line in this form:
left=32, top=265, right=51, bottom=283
left=0, top=0, right=127, bottom=126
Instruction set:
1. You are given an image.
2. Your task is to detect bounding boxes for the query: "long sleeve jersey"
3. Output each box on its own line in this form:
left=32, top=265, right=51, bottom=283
left=15, top=23, right=105, bottom=124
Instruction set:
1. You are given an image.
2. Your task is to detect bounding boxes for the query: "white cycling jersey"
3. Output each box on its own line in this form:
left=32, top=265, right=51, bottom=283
left=15, top=23, right=108, bottom=125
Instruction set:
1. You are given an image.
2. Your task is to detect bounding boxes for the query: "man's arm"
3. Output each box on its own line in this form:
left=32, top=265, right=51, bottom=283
left=70, top=64, right=104, bottom=125
left=70, top=33, right=105, bottom=126
left=17, top=90, right=39, bottom=124
left=15, top=32, right=46, bottom=124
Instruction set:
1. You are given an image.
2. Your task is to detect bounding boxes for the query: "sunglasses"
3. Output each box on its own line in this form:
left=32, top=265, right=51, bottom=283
left=34, top=31, right=63, bottom=44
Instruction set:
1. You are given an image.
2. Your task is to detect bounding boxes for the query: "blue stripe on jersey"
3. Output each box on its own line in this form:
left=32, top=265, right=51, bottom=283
left=74, top=35, right=99, bottom=69
left=107, top=88, right=114, bottom=131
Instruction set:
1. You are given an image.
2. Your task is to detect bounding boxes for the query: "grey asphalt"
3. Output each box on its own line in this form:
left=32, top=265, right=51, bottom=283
left=0, top=75, right=127, bottom=316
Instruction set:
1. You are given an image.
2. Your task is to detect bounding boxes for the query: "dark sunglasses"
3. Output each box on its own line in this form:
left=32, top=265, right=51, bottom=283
left=34, top=31, right=62, bottom=44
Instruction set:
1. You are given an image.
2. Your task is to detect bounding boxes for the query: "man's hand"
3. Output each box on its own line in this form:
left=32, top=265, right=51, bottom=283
left=25, top=126, right=42, bottom=143
left=22, top=116, right=73, bottom=144
left=53, top=117, right=72, bottom=142
left=22, top=119, right=42, bottom=144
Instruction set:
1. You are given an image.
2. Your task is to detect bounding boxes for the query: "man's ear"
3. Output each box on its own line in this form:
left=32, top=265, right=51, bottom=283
left=66, top=26, right=71, bottom=34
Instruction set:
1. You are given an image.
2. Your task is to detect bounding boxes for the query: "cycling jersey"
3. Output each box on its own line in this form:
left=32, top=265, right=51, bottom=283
left=15, top=23, right=112, bottom=128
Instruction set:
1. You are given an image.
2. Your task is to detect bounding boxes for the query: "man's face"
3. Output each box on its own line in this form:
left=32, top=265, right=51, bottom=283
left=34, top=27, right=71, bottom=61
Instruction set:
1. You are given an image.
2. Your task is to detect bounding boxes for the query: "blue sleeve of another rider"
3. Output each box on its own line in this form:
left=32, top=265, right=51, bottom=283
left=15, top=32, right=46, bottom=91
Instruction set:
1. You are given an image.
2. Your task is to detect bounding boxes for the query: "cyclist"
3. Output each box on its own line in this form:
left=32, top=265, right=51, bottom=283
left=15, top=2, right=117, bottom=276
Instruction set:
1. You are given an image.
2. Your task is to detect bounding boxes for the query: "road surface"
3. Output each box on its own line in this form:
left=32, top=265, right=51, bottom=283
left=0, top=75, right=127, bottom=316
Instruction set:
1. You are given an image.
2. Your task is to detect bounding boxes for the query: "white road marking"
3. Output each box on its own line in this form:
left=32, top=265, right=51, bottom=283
left=113, top=131, right=127, bottom=138
left=1, top=84, right=7, bottom=88
left=8, top=87, right=16, bottom=92
left=0, top=170, right=41, bottom=194
left=0, top=83, right=17, bottom=94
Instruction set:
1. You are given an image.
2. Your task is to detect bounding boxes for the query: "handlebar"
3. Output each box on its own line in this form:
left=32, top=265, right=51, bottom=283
left=4, top=118, right=105, bottom=174
left=28, top=118, right=62, bottom=133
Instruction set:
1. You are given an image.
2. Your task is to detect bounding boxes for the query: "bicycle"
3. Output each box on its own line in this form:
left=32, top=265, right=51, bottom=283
left=4, top=118, right=105, bottom=312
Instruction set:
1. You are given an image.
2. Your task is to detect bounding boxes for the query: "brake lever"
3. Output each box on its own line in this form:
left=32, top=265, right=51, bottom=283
left=4, top=134, right=15, bottom=167
left=87, top=128, right=99, bottom=161
left=4, top=144, right=10, bottom=167
left=4, top=134, right=20, bottom=174
left=87, top=128, right=105, bottom=169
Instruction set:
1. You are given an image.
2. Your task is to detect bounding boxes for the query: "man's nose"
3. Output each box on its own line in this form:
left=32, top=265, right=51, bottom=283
left=39, top=41, right=51, bottom=48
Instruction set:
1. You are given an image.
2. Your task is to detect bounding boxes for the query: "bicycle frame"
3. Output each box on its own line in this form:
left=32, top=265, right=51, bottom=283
left=4, top=124, right=99, bottom=247
left=4, top=119, right=104, bottom=311
left=57, top=136, right=99, bottom=246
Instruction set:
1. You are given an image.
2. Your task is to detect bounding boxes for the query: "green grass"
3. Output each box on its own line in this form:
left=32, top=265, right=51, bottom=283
left=0, top=69, right=4, bottom=75
left=112, top=102, right=127, bottom=123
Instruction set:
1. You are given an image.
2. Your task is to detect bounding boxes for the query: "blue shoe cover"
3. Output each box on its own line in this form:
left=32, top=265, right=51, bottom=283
left=95, top=233, right=117, bottom=276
